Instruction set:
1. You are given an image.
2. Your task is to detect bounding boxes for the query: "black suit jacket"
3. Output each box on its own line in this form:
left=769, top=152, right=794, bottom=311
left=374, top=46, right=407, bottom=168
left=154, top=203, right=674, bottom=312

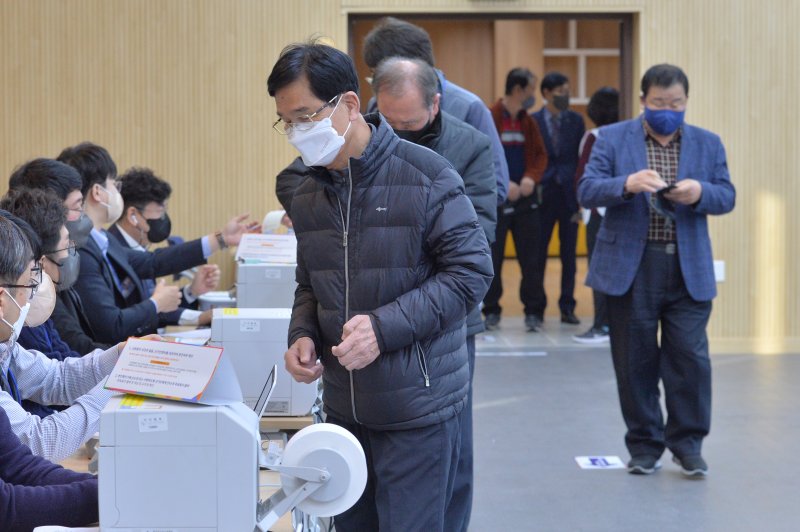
left=107, top=225, right=201, bottom=327
left=51, top=287, right=110, bottom=354
left=75, top=230, right=206, bottom=343
left=533, top=108, right=586, bottom=213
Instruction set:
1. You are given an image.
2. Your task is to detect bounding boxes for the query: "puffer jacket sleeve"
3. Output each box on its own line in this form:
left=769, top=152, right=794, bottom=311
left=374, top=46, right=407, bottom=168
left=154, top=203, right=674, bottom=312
left=288, top=246, right=322, bottom=353
left=369, top=167, right=493, bottom=353
left=460, top=134, right=497, bottom=243
left=275, top=157, right=309, bottom=217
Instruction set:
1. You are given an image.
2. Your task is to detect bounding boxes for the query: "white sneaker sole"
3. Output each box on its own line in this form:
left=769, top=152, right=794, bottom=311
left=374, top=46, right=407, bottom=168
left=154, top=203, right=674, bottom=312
left=628, top=460, right=662, bottom=475
left=572, top=335, right=610, bottom=344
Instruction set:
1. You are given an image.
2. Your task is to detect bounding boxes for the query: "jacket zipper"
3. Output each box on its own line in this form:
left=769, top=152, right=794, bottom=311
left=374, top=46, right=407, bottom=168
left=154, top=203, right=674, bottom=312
left=416, top=341, right=431, bottom=388
left=336, top=162, right=359, bottom=423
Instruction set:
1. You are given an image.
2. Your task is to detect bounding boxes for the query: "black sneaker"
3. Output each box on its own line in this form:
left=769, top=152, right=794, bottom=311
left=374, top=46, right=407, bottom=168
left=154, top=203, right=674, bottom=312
left=524, top=314, right=541, bottom=332
left=572, top=326, right=610, bottom=344
left=672, top=455, right=708, bottom=478
left=484, top=313, right=500, bottom=330
left=627, top=455, right=662, bottom=475
left=560, top=311, right=580, bottom=325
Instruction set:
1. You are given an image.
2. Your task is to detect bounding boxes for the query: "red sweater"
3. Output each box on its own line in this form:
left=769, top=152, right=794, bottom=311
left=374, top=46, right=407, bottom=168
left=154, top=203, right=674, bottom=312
left=490, top=99, right=548, bottom=183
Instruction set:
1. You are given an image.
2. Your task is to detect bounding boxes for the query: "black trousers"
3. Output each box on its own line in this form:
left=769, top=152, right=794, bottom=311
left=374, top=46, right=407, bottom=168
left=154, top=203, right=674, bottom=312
left=585, top=210, right=609, bottom=330
left=483, top=203, right=541, bottom=316
left=446, top=335, right=475, bottom=532
left=329, top=411, right=461, bottom=532
left=531, top=184, right=578, bottom=316
left=606, top=243, right=712, bottom=459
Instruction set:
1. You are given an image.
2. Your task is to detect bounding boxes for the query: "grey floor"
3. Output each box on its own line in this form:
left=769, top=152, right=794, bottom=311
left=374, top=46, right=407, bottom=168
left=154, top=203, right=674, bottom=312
left=470, top=316, right=800, bottom=532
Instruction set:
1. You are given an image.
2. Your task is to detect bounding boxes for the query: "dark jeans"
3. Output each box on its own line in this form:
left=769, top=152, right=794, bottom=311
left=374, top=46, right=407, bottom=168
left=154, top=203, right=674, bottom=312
left=585, top=210, right=609, bottom=330
left=446, top=335, right=475, bottom=532
left=483, top=202, right=541, bottom=316
left=328, top=411, right=461, bottom=532
left=531, top=184, right=578, bottom=317
left=606, top=243, right=712, bottom=459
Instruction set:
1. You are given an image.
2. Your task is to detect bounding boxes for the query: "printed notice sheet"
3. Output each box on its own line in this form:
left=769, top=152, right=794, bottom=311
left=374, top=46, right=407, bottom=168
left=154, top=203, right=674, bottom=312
left=105, top=338, right=224, bottom=402
left=235, top=233, right=297, bottom=264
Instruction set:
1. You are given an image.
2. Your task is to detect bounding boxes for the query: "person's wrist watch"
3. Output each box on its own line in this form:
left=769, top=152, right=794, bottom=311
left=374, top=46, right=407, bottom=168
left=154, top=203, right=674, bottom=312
left=215, top=231, right=228, bottom=249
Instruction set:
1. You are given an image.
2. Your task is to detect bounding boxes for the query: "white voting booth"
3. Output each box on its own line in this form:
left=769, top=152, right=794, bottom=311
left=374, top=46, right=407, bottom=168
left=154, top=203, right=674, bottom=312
left=210, top=307, right=318, bottom=416
left=89, top=339, right=366, bottom=532
left=236, top=233, right=297, bottom=309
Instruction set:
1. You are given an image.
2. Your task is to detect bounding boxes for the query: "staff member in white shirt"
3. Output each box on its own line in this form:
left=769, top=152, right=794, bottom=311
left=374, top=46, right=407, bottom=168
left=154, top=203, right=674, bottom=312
left=0, top=210, right=132, bottom=462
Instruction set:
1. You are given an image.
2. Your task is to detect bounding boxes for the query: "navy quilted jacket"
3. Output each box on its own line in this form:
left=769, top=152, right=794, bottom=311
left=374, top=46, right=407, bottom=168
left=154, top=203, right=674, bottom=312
left=288, top=114, right=493, bottom=430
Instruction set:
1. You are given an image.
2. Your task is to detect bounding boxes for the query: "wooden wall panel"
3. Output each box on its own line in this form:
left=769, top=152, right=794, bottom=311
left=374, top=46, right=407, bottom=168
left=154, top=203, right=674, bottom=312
left=492, top=20, right=545, bottom=104
left=0, top=0, right=347, bottom=293
left=585, top=56, right=621, bottom=98
left=576, top=19, right=620, bottom=48
left=2, top=0, right=799, bottom=349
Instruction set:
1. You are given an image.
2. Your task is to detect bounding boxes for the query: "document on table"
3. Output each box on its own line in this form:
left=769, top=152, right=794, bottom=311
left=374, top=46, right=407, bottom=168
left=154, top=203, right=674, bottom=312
left=235, top=233, right=297, bottom=264
left=105, top=338, right=241, bottom=405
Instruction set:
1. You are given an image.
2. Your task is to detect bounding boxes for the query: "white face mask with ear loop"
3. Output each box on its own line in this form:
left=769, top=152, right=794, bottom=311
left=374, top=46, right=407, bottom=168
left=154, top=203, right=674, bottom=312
left=99, top=184, right=124, bottom=224
left=25, top=272, right=56, bottom=327
left=1, top=289, right=30, bottom=345
left=287, top=95, right=352, bottom=167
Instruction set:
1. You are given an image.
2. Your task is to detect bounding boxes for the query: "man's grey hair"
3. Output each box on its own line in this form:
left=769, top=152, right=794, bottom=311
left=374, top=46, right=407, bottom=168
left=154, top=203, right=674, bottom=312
left=372, top=57, right=439, bottom=108
left=0, top=214, right=32, bottom=290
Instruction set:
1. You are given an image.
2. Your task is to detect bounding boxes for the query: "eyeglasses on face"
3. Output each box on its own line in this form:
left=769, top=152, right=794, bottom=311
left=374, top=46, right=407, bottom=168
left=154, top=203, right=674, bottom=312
left=272, top=94, right=341, bottom=135
left=46, top=240, right=78, bottom=259
left=1, top=278, right=39, bottom=300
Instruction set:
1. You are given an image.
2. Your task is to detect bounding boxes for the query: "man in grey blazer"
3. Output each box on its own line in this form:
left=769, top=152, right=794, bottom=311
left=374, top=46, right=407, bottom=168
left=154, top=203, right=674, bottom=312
left=578, top=64, right=735, bottom=477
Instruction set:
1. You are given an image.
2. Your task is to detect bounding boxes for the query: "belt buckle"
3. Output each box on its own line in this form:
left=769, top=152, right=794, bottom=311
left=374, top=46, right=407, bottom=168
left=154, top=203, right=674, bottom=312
left=665, top=242, right=676, bottom=255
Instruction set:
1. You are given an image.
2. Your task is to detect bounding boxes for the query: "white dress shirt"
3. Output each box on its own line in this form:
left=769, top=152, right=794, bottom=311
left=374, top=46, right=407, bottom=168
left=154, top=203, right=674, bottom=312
left=0, top=341, right=120, bottom=462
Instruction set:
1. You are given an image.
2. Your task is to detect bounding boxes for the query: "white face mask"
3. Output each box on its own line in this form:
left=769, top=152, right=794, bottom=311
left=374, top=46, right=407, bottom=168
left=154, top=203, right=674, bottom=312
left=1, top=290, right=30, bottom=344
left=287, top=97, right=352, bottom=167
left=99, top=185, right=124, bottom=224
left=25, top=272, right=56, bottom=327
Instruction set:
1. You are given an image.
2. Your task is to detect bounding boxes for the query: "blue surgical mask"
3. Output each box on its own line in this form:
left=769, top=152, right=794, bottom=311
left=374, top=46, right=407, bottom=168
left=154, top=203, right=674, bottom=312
left=644, top=107, right=685, bottom=136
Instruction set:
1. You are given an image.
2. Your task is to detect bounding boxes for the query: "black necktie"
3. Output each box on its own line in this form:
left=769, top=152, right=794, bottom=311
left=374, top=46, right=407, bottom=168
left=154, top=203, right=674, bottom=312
left=552, top=114, right=561, bottom=156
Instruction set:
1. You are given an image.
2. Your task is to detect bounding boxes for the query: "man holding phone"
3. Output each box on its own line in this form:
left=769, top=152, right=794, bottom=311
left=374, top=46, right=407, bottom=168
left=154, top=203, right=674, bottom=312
left=578, top=64, right=735, bottom=478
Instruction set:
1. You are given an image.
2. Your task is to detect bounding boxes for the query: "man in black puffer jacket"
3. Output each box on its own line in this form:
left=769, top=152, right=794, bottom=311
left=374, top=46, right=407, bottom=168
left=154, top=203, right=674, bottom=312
left=268, top=42, right=493, bottom=532
left=373, top=56, right=496, bottom=532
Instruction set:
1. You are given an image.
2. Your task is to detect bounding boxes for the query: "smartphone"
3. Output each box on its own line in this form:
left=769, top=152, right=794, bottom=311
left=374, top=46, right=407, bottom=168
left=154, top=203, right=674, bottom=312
left=660, top=184, right=678, bottom=193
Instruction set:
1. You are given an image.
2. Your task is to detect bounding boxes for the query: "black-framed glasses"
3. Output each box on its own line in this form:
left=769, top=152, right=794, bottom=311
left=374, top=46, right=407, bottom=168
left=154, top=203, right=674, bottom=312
left=272, top=94, right=340, bottom=135
left=2, top=278, right=39, bottom=299
left=30, top=261, right=43, bottom=285
left=46, top=240, right=78, bottom=259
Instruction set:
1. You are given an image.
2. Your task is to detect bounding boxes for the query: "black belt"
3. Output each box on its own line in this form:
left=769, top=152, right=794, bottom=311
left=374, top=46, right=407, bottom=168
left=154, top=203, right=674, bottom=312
left=646, top=241, right=677, bottom=255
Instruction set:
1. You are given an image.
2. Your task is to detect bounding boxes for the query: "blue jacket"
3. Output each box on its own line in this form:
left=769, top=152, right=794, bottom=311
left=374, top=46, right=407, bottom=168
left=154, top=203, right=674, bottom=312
left=0, top=408, right=98, bottom=531
left=19, top=319, right=81, bottom=361
left=533, top=107, right=585, bottom=213
left=577, top=118, right=736, bottom=301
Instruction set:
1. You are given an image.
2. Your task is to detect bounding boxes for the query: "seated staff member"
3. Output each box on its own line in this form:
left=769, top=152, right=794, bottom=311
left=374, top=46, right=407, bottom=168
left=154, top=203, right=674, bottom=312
left=8, top=158, right=108, bottom=354
left=111, top=167, right=220, bottom=326
left=0, top=211, right=130, bottom=463
left=2, top=188, right=85, bottom=362
left=0, top=208, right=63, bottom=419
left=57, top=142, right=259, bottom=344
left=0, top=407, right=99, bottom=531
